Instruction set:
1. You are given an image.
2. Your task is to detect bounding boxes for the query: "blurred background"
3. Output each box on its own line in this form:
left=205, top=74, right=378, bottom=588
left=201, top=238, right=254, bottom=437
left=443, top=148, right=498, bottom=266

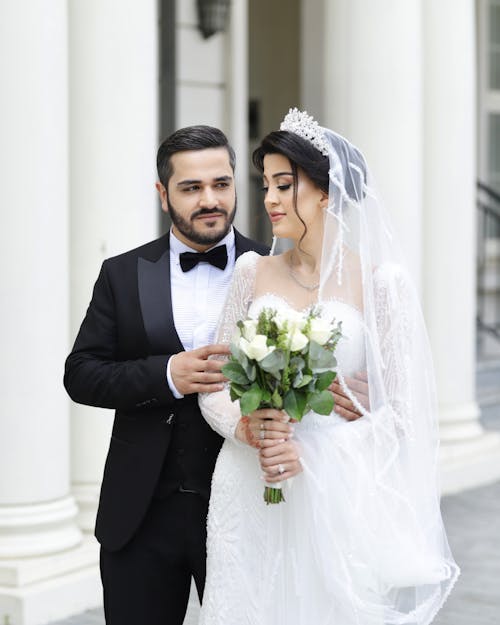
left=0, top=0, right=499, bottom=623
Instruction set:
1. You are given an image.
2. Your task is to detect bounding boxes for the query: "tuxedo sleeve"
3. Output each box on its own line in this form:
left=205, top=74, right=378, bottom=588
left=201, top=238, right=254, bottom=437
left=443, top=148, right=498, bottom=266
left=64, top=261, right=176, bottom=410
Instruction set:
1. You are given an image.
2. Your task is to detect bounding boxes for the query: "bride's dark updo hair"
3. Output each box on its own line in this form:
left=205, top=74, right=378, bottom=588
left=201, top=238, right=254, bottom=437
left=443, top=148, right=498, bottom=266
left=252, top=130, right=329, bottom=194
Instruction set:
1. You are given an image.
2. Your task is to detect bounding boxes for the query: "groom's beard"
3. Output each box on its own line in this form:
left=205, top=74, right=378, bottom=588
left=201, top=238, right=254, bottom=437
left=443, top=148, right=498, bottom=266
left=167, top=196, right=237, bottom=246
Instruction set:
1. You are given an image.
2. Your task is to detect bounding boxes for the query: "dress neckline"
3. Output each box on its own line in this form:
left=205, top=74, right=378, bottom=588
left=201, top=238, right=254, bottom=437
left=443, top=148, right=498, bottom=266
left=250, top=292, right=364, bottom=319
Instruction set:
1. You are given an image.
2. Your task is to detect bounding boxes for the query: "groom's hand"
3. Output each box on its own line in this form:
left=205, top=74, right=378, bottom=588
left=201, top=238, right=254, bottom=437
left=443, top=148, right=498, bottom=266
left=330, top=371, right=370, bottom=421
left=170, top=344, right=230, bottom=395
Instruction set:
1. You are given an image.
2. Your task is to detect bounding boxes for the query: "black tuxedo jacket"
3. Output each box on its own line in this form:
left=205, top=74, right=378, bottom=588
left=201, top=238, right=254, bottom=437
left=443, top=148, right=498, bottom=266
left=64, top=230, right=268, bottom=551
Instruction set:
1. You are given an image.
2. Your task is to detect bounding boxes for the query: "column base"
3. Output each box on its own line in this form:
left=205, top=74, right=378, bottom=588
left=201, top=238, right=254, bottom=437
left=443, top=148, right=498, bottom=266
left=439, top=428, right=500, bottom=495
left=0, top=497, right=82, bottom=559
left=0, top=535, right=100, bottom=625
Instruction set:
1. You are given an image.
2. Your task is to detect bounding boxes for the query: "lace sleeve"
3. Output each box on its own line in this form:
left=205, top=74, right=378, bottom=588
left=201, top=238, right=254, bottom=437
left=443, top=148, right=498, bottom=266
left=372, top=262, right=421, bottom=438
left=373, top=264, right=434, bottom=439
left=198, top=251, right=259, bottom=440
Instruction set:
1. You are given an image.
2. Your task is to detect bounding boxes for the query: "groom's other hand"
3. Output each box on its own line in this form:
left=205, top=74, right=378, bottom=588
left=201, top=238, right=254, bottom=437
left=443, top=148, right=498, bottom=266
left=330, top=371, right=369, bottom=421
left=170, top=344, right=230, bottom=395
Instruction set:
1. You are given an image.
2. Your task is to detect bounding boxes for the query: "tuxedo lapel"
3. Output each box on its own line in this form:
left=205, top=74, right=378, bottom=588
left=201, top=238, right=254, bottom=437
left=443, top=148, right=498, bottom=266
left=234, top=229, right=265, bottom=259
left=138, top=245, right=184, bottom=355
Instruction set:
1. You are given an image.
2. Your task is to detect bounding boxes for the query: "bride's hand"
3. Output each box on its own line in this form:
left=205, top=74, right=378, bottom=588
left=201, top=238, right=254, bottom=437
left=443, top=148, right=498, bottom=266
left=259, top=439, right=302, bottom=482
left=234, top=408, right=294, bottom=448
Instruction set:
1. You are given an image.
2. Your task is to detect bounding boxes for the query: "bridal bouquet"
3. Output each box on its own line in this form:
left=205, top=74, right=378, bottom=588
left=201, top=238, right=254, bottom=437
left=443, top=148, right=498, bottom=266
left=221, top=307, right=342, bottom=504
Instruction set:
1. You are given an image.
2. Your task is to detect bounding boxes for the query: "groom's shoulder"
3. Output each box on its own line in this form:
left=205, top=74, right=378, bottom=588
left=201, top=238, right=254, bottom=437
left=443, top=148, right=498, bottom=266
left=234, top=229, right=269, bottom=256
left=103, top=234, right=169, bottom=270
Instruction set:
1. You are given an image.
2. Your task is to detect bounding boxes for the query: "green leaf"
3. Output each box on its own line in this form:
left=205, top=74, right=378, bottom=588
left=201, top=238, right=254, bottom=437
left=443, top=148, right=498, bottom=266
left=308, top=341, right=337, bottom=371
left=242, top=360, right=256, bottom=382
left=221, top=361, right=250, bottom=385
left=230, top=341, right=243, bottom=360
left=259, top=349, right=287, bottom=375
left=290, top=355, right=305, bottom=370
left=261, top=389, right=272, bottom=403
left=229, top=383, right=247, bottom=399
left=308, top=390, right=334, bottom=415
left=315, top=370, right=336, bottom=391
left=284, top=389, right=307, bottom=421
left=294, top=373, right=312, bottom=389
left=240, top=384, right=264, bottom=415
left=271, top=388, right=283, bottom=408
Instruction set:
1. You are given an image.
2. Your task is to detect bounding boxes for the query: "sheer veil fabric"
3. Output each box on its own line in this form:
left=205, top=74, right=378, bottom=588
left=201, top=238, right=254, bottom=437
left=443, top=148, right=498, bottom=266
left=198, top=125, right=459, bottom=625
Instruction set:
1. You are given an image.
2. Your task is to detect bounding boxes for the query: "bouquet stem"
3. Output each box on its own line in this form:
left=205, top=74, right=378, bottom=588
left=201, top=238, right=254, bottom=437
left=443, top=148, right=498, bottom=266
left=264, top=485, right=285, bottom=504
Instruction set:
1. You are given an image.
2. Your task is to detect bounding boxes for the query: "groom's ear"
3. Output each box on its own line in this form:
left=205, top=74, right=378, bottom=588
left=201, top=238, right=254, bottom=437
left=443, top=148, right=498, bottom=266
left=156, top=182, right=169, bottom=214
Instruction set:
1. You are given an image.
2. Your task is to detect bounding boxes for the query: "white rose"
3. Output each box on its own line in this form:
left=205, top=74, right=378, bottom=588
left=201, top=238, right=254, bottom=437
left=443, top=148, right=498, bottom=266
left=275, top=309, right=306, bottom=332
left=289, top=328, right=309, bottom=352
left=239, top=334, right=276, bottom=362
left=241, top=319, right=257, bottom=341
left=308, top=317, right=332, bottom=345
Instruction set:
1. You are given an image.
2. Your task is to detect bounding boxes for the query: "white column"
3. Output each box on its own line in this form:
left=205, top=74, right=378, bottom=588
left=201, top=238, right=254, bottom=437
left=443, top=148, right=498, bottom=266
left=423, top=0, right=500, bottom=493
left=68, top=0, right=159, bottom=531
left=314, top=0, right=423, bottom=288
left=0, top=2, right=100, bottom=623
left=227, top=0, right=249, bottom=235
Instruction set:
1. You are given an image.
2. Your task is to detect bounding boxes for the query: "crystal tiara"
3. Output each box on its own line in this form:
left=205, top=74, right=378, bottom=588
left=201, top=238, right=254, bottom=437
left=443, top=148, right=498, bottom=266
left=279, top=108, right=329, bottom=157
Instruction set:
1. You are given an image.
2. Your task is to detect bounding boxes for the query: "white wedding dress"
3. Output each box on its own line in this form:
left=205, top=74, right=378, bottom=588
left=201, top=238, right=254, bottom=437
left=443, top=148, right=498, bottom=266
left=198, top=252, right=458, bottom=625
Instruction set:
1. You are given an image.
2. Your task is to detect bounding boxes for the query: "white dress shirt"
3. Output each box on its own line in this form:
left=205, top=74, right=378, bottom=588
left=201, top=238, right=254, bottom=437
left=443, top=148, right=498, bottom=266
left=166, top=228, right=236, bottom=398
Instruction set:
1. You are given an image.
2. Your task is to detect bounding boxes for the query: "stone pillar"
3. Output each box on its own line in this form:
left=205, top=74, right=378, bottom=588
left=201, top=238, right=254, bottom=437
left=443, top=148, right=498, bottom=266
left=423, top=0, right=500, bottom=493
left=68, top=0, right=159, bottom=531
left=0, top=2, right=100, bottom=623
left=308, top=0, right=424, bottom=288
left=227, top=0, right=250, bottom=236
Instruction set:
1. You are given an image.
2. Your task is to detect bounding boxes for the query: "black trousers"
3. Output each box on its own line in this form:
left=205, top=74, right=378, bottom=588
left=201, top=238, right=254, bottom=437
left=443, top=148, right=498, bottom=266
left=100, top=492, right=208, bottom=625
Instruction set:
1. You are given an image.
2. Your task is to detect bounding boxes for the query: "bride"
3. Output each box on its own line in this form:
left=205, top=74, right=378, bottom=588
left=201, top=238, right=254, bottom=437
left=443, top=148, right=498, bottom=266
left=198, top=109, right=459, bottom=625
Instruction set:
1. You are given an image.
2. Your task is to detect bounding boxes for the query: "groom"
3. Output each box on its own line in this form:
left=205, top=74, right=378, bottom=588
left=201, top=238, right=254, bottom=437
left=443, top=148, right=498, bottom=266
left=64, top=125, right=268, bottom=625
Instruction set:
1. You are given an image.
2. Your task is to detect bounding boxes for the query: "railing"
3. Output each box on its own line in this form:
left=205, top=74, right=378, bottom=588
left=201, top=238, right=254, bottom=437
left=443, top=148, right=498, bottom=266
left=477, top=181, right=500, bottom=357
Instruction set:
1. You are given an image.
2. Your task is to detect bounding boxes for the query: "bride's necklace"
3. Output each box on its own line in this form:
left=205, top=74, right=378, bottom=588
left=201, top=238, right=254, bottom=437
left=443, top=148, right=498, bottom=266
left=288, top=253, right=319, bottom=291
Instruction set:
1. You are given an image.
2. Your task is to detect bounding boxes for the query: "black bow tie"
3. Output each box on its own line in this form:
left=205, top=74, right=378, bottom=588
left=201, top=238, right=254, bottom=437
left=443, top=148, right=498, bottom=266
left=179, top=244, right=228, bottom=272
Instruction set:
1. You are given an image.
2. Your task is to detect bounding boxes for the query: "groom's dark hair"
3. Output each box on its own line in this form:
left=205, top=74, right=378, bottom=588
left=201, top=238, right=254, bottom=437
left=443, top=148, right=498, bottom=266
left=157, top=125, right=236, bottom=187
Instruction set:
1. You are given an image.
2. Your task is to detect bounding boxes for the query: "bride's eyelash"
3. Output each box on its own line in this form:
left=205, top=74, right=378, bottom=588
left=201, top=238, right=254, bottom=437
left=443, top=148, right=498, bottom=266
left=260, top=183, right=293, bottom=193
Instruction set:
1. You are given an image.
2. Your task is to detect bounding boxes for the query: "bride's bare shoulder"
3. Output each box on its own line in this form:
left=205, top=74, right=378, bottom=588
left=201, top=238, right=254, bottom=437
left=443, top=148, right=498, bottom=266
left=255, top=252, right=288, bottom=271
left=253, top=252, right=289, bottom=289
